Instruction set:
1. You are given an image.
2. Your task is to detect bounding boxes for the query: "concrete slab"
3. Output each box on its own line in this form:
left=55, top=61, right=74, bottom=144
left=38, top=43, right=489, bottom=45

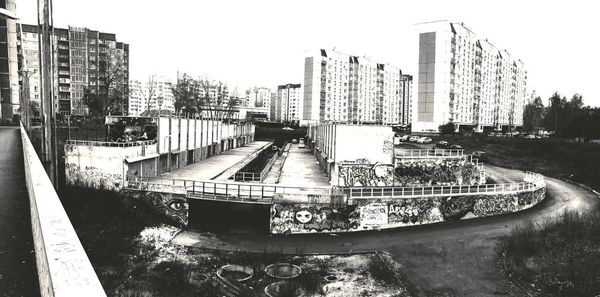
left=278, top=144, right=330, bottom=187
left=158, top=141, right=272, bottom=181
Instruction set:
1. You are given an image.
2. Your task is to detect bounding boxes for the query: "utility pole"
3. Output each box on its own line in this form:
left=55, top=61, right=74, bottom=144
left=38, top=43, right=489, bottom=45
left=37, top=0, right=57, bottom=186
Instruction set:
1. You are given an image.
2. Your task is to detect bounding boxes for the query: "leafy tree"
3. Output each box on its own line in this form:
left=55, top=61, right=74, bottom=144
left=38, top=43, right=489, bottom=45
left=171, top=73, right=200, bottom=116
left=522, top=96, right=545, bottom=132
left=439, top=122, right=456, bottom=135
left=82, top=50, right=128, bottom=116
left=172, top=73, right=239, bottom=120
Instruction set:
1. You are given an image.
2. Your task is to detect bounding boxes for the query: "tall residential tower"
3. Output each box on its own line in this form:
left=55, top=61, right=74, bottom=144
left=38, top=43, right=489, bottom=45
left=413, top=20, right=527, bottom=132
left=303, top=48, right=411, bottom=125
left=18, top=24, right=129, bottom=115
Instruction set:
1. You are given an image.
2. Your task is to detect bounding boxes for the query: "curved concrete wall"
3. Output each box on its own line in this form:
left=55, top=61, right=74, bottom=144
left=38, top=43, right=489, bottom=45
left=270, top=176, right=545, bottom=234
left=20, top=125, right=106, bottom=296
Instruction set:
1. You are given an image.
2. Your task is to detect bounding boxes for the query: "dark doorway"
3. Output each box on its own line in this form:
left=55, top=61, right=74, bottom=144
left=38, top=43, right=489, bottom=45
left=188, top=199, right=271, bottom=233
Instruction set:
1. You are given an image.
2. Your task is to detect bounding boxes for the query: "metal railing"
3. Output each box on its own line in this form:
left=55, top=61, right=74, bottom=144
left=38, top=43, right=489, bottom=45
left=66, top=139, right=156, bottom=147
left=395, top=149, right=464, bottom=158
left=126, top=176, right=336, bottom=203
left=233, top=171, right=261, bottom=182
left=343, top=171, right=545, bottom=200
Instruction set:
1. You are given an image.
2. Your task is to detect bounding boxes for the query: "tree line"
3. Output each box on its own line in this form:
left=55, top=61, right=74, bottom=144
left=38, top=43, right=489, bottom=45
left=523, top=92, right=600, bottom=138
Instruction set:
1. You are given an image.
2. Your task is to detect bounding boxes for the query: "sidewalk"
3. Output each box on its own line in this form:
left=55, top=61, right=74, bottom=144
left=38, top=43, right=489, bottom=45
left=278, top=144, right=330, bottom=187
left=157, top=141, right=272, bottom=181
left=0, top=127, right=40, bottom=296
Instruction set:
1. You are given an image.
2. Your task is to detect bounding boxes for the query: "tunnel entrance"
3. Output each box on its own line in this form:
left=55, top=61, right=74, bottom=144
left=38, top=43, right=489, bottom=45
left=188, top=199, right=271, bottom=234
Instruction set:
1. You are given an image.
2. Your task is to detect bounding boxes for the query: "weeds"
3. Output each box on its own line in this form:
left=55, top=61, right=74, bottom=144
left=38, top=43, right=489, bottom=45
left=497, top=210, right=600, bottom=296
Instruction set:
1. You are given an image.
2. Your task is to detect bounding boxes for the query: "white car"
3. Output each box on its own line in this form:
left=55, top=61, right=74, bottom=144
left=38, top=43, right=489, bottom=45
left=408, top=136, right=420, bottom=142
left=282, top=126, right=294, bottom=131
left=399, top=135, right=410, bottom=141
left=417, top=137, right=432, bottom=144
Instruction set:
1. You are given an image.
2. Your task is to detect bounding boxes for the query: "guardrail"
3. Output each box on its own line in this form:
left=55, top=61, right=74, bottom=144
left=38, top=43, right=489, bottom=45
left=395, top=149, right=464, bottom=158
left=67, top=139, right=156, bottom=147
left=21, top=124, right=106, bottom=296
left=126, top=176, right=336, bottom=203
left=232, top=171, right=261, bottom=182
left=344, top=171, right=544, bottom=200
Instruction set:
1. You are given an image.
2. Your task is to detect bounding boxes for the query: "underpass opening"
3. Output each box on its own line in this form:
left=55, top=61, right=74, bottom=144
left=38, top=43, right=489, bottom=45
left=188, top=199, right=271, bottom=234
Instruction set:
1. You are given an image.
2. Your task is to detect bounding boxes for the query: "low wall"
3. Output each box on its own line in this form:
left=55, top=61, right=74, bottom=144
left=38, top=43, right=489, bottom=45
left=20, top=125, right=106, bottom=296
left=270, top=178, right=545, bottom=234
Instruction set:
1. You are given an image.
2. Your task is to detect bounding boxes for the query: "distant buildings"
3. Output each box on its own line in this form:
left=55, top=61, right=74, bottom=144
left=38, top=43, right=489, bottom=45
left=273, top=83, right=302, bottom=122
left=413, top=20, right=527, bottom=133
left=18, top=24, right=129, bottom=116
left=303, top=48, right=412, bottom=125
left=0, top=0, right=19, bottom=120
left=128, top=78, right=175, bottom=116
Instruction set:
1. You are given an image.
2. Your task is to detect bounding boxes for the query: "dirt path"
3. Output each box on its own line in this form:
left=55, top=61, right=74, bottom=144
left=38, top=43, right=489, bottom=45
left=173, top=165, right=599, bottom=297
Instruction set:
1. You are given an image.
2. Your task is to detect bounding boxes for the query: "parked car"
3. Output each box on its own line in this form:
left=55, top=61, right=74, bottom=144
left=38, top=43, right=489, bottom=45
left=436, top=140, right=449, bottom=148
left=399, top=134, right=410, bottom=142
left=417, top=137, right=432, bottom=144
left=408, top=136, right=420, bottom=142
left=298, top=138, right=306, bottom=148
left=448, top=144, right=463, bottom=149
left=291, top=139, right=298, bottom=144
left=282, top=126, right=294, bottom=131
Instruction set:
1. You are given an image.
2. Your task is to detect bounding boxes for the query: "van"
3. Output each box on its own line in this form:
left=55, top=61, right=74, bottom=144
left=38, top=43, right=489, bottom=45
left=298, top=138, right=306, bottom=148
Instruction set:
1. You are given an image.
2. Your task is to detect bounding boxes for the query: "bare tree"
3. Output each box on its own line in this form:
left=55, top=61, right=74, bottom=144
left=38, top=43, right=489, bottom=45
left=197, top=78, right=238, bottom=120
left=146, top=75, right=156, bottom=113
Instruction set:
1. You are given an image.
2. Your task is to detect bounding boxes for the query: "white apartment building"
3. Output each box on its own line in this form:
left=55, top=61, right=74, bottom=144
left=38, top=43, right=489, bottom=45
left=245, top=87, right=272, bottom=109
left=413, top=20, right=528, bottom=133
left=303, top=48, right=412, bottom=125
left=128, top=78, right=175, bottom=116
left=273, top=83, right=302, bottom=122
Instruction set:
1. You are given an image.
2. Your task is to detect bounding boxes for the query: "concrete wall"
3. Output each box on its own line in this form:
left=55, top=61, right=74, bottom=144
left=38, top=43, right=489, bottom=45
left=66, top=118, right=255, bottom=191
left=65, top=143, right=156, bottom=191
left=20, top=125, right=106, bottom=296
left=270, top=183, right=545, bottom=234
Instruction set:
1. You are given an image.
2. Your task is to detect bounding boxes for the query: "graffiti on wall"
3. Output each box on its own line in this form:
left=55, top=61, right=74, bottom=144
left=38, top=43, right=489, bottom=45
left=395, top=159, right=483, bottom=186
left=270, top=204, right=359, bottom=234
left=270, top=188, right=546, bottom=234
left=382, top=139, right=393, bottom=155
left=338, top=163, right=395, bottom=187
left=65, top=163, right=123, bottom=191
left=121, top=190, right=189, bottom=227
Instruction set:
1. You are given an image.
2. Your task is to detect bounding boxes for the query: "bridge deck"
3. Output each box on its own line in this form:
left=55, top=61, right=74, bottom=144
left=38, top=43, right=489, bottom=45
left=156, top=141, right=272, bottom=181
left=0, top=127, right=40, bottom=296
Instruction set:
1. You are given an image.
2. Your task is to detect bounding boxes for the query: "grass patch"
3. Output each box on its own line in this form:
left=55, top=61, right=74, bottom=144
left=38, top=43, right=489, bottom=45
left=497, top=209, right=600, bottom=296
left=435, top=135, right=600, bottom=190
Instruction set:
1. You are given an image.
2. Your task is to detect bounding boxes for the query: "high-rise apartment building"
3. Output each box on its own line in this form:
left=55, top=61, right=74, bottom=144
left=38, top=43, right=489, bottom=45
left=0, top=0, right=19, bottom=121
left=128, top=78, right=175, bottom=116
left=303, top=48, right=411, bottom=125
left=18, top=24, right=129, bottom=116
left=273, top=83, right=302, bottom=122
left=413, top=20, right=527, bottom=132
left=245, top=87, right=272, bottom=109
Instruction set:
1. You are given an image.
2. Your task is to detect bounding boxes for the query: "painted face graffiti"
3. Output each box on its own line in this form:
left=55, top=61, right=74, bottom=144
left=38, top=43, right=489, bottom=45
left=295, top=210, right=313, bottom=224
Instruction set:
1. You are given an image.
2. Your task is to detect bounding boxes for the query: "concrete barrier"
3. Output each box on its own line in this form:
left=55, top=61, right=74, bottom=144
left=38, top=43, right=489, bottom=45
left=20, top=124, right=106, bottom=296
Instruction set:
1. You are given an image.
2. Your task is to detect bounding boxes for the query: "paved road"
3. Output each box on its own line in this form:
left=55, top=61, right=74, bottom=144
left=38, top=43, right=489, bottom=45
left=0, top=127, right=40, bottom=297
left=156, top=141, right=271, bottom=181
left=173, top=164, right=599, bottom=297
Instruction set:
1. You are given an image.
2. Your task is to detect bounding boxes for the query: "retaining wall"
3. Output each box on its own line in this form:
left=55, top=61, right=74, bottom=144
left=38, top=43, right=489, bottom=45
left=270, top=179, right=545, bottom=234
left=20, top=125, right=106, bottom=296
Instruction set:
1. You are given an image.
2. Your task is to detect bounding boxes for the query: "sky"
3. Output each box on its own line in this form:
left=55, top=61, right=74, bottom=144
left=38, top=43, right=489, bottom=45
left=16, top=0, right=600, bottom=106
